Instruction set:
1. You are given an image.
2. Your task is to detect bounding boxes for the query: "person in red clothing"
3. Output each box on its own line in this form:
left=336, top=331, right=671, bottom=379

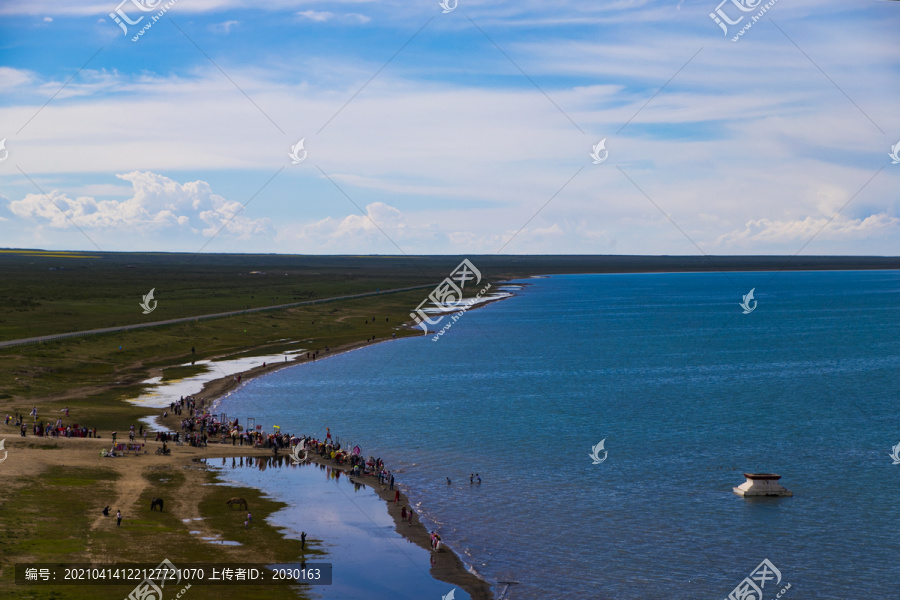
left=394, top=490, right=400, bottom=505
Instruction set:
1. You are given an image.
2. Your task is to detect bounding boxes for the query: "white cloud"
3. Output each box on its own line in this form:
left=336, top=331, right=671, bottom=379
left=0, top=66, right=36, bottom=89
left=716, top=213, right=900, bottom=246
left=281, top=201, right=439, bottom=252
left=297, top=10, right=334, bottom=22
left=1, top=0, right=381, bottom=17
left=295, top=9, right=370, bottom=23
left=6, top=171, right=272, bottom=239
left=1, top=1, right=896, bottom=255
left=42, top=16, right=52, bottom=22
left=210, top=20, right=240, bottom=34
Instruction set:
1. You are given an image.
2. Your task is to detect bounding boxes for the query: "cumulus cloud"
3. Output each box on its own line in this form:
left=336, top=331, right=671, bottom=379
left=284, top=201, right=438, bottom=252
left=6, top=171, right=272, bottom=239
left=716, top=213, right=900, bottom=246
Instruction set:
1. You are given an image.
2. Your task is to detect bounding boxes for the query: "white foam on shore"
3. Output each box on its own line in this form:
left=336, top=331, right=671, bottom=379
left=127, top=351, right=305, bottom=410
left=420, top=292, right=512, bottom=315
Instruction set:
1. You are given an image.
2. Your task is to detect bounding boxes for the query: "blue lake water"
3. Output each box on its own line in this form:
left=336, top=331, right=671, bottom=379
left=217, top=271, right=900, bottom=599
left=206, top=457, right=466, bottom=600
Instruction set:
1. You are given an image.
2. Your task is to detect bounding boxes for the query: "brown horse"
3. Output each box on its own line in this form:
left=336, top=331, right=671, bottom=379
left=226, top=497, right=248, bottom=510
left=150, top=498, right=164, bottom=512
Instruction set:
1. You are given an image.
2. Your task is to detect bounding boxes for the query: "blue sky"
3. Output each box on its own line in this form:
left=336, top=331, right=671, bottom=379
left=0, top=0, right=898, bottom=254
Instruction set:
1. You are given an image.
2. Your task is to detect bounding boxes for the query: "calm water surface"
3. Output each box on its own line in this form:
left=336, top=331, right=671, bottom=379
left=218, top=271, right=900, bottom=599
left=207, top=456, right=469, bottom=600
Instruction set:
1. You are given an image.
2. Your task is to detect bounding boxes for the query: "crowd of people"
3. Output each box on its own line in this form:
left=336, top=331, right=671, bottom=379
left=5, top=406, right=98, bottom=439
left=6, top=403, right=457, bottom=558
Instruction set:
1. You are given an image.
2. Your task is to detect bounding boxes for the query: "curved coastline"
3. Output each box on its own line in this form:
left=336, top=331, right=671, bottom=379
left=166, top=287, right=521, bottom=600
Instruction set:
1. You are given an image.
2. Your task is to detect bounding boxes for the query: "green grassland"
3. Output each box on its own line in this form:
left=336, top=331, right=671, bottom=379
left=0, top=463, right=318, bottom=600
left=3, top=249, right=896, bottom=342
left=0, top=289, right=435, bottom=426
left=0, top=251, right=468, bottom=341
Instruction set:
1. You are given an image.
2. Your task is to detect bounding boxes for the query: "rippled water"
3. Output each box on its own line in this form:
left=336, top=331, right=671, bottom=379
left=217, top=271, right=900, bottom=599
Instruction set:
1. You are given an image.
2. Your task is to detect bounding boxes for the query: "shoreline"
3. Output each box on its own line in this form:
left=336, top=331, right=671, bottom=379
left=147, top=289, right=517, bottom=600
left=168, top=287, right=521, bottom=417
left=211, top=453, right=494, bottom=600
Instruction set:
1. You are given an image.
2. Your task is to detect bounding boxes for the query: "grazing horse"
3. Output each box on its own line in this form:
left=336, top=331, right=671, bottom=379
left=150, top=498, right=164, bottom=512
left=226, top=497, right=248, bottom=511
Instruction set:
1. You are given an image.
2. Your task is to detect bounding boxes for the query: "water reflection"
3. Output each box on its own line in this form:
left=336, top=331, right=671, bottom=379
left=198, top=455, right=467, bottom=600
left=198, top=456, right=365, bottom=491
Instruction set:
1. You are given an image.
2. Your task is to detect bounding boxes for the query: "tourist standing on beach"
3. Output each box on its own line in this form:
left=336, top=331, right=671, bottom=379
left=390, top=473, right=395, bottom=490
left=116, top=510, right=122, bottom=526
left=394, top=490, right=400, bottom=505
left=301, top=532, right=306, bottom=549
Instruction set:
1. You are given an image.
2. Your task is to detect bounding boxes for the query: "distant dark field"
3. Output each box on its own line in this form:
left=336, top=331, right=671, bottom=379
left=1, top=249, right=898, bottom=341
